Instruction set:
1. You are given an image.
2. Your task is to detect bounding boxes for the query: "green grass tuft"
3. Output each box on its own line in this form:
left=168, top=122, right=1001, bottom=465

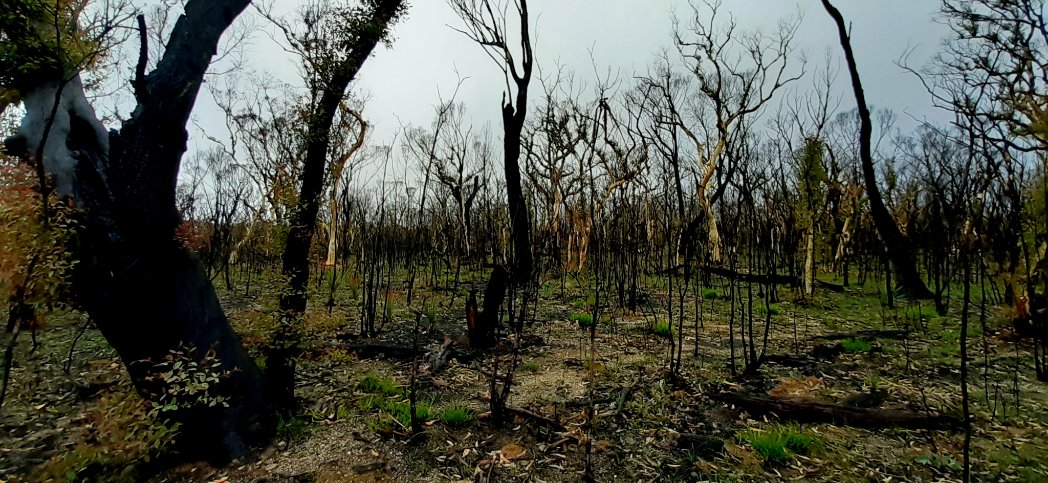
left=570, top=313, right=594, bottom=327
left=738, top=425, right=815, bottom=463
left=702, top=288, right=720, bottom=300
left=759, top=303, right=782, bottom=316
left=573, top=294, right=597, bottom=309
left=651, top=321, right=673, bottom=338
left=840, top=337, right=873, bottom=353
left=384, top=400, right=430, bottom=427
left=359, top=373, right=402, bottom=397
left=905, top=305, right=938, bottom=321
left=440, top=405, right=473, bottom=426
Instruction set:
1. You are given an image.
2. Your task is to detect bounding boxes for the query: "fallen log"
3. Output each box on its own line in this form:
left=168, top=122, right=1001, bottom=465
left=699, top=266, right=799, bottom=286
left=814, top=280, right=846, bottom=292
left=813, top=329, right=910, bottom=341
left=504, top=405, right=567, bottom=432
left=712, top=391, right=962, bottom=430
left=763, top=343, right=846, bottom=367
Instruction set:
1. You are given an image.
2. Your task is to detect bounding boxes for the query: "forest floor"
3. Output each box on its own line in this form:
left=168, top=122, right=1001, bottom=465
left=2, top=269, right=1048, bottom=482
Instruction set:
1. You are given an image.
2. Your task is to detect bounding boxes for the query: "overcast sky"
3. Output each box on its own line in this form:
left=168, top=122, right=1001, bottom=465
left=185, top=0, right=954, bottom=174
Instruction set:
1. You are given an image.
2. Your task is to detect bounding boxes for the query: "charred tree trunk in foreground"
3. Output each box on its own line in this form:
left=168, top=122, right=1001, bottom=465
left=10, top=0, right=270, bottom=463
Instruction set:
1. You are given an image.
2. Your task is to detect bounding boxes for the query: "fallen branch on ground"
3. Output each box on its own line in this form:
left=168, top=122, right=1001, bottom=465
left=812, top=330, right=910, bottom=341
left=712, top=391, right=962, bottom=430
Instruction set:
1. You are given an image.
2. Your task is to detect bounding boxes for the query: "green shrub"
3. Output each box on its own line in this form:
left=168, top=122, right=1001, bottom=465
left=652, top=321, right=673, bottom=338
left=702, top=288, right=720, bottom=300
left=840, top=337, right=873, bottom=353
left=570, top=312, right=594, bottom=327
left=738, top=425, right=815, bottom=463
left=440, top=405, right=473, bottom=426
left=359, top=373, right=402, bottom=397
left=145, top=346, right=230, bottom=418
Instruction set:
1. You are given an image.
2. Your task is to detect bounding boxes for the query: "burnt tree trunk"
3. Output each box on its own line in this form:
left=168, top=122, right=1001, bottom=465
left=503, top=87, right=534, bottom=285
left=269, top=0, right=405, bottom=414
left=822, top=0, right=936, bottom=304
left=10, top=0, right=271, bottom=463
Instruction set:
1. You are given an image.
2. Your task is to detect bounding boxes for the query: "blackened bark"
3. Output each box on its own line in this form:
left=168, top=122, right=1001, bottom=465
left=503, top=100, right=533, bottom=284
left=467, top=265, right=508, bottom=348
left=471, top=0, right=536, bottom=343
left=11, top=0, right=273, bottom=463
left=821, top=0, right=936, bottom=302
left=269, top=0, right=404, bottom=414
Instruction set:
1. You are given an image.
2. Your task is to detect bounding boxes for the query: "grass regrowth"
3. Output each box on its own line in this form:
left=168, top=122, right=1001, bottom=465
left=652, top=321, right=673, bottom=338
left=759, top=303, right=782, bottom=316
left=440, top=405, right=472, bottom=426
left=738, top=425, right=815, bottom=463
left=841, top=337, right=873, bottom=353
left=359, top=373, right=402, bottom=397
left=571, top=312, right=594, bottom=327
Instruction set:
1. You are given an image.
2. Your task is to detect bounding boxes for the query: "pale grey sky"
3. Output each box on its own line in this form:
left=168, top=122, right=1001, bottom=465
left=186, top=0, right=953, bottom=175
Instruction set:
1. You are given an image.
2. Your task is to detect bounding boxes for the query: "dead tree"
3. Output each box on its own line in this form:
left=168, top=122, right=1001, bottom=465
left=266, top=0, right=406, bottom=414
left=325, top=104, right=368, bottom=267
left=671, top=0, right=803, bottom=263
left=821, top=0, right=937, bottom=304
left=450, top=0, right=535, bottom=287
